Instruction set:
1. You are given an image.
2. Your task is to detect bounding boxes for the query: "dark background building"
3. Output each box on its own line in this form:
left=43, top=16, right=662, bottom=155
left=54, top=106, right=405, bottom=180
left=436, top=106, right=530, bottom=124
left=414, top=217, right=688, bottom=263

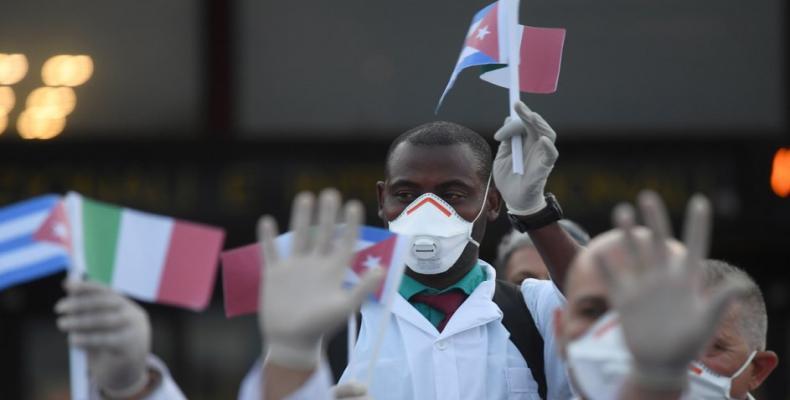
left=0, top=0, right=787, bottom=398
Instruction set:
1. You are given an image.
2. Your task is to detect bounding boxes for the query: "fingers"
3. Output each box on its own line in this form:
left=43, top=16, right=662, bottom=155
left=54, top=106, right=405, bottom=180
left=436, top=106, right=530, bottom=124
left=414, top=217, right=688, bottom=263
left=336, top=200, right=364, bottom=269
left=55, top=293, right=123, bottom=315
left=315, top=189, right=342, bottom=255
left=594, top=254, right=623, bottom=302
left=290, top=192, right=315, bottom=256
left=62, top=279, right=114, bottom=296
left=493, top=117, right=524, bottom=142
left=58, top=312, right=127, bottom=332
left=514, top=101, right=557, bottom=142
left=69, top=331, right=128, bottom=349
left=613, top=202, right=646, bottom=273
left=344, top=268, right=384, bottom=311
left=535, top=136, right=559, bottom=168
left=258, top=215, right=280, bottom=268
left=681, top=194, right=712, bottom=276
left=638, top=190, right=673, bottom=268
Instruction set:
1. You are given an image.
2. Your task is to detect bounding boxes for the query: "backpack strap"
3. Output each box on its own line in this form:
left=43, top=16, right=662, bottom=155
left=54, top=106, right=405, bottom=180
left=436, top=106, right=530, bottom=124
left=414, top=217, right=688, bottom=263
left=493, top=279, right=548, bottom=399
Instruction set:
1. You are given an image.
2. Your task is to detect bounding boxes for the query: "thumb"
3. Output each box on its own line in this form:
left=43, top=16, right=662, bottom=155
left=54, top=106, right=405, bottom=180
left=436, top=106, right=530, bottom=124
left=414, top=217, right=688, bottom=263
left=346, top=268, right=385, bottom=310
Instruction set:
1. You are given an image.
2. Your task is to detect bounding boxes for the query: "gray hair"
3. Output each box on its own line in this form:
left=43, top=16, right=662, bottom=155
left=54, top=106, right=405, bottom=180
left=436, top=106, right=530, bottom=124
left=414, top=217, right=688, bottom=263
left=701, top=259, right=767, bottom=350
left=496, top=219, right=590, bottom=271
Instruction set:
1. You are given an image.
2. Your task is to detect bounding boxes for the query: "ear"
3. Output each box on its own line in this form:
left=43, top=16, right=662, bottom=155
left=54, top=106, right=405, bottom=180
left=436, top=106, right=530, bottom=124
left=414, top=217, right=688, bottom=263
left=486, top=185, right=502, bottom=221
left=376, top=181, right=386, bottom=222
left=748, top=350, right=778, bottom=392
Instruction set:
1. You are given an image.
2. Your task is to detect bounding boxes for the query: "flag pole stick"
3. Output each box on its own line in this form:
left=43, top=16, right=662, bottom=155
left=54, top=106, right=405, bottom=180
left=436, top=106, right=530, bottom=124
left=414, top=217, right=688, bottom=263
left=65, top=195, right=90, bottom=400
left=347, top=313, right=357, bottom=370
left=506, top=0, right=524, bottom=174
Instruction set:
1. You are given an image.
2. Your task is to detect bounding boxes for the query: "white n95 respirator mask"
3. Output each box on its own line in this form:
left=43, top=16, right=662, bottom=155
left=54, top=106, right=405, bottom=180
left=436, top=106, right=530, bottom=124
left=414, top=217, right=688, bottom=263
left=388, top=180, right=490, bottom=275
left=566, top=311, right=756, bottom=400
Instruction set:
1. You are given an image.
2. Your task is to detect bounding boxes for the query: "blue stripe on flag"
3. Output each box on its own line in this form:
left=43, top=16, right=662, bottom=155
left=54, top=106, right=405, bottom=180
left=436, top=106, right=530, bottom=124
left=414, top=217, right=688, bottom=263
left=455, top=51, right=497, bottom=72
left=0, top=255, right=69, bottom=291
left=0, top=236, right=35, bottom=254
left=360, top=226, right=392, bottom=243
left=0, top=195, right=59, bottom=224
left=472, top=2, right=497, bottom=24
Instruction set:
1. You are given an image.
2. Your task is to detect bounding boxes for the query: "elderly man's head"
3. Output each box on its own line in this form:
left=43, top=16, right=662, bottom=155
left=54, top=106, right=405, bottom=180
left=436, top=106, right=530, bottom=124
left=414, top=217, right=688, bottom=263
left=554, top=228, right=777, bottom=399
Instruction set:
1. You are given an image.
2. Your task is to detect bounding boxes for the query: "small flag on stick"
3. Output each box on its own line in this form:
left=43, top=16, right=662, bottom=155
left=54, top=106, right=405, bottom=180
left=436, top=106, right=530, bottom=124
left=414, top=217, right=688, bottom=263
left=220, top=226, right=408, bottom=318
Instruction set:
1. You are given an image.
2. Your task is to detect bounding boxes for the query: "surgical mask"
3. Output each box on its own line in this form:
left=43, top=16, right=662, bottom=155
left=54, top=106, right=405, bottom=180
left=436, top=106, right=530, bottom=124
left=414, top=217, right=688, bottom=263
left=686, top=351, right=757, bottom=400
left=387, top=177, right=491, bottom=275
left=565, top=312, right=630, bottom=400
left=566, top=311, right=757, bottom=400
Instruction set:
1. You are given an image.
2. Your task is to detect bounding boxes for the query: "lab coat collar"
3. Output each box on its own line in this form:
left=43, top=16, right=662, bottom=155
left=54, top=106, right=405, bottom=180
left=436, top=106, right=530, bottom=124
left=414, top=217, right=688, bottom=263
left=390, top=260, right=504, bottom=338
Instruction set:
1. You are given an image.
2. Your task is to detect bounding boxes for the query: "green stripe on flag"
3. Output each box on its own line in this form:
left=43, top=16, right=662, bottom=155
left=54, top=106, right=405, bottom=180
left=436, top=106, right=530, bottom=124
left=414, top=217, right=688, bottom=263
left=82, top=198, right=122, bottom=284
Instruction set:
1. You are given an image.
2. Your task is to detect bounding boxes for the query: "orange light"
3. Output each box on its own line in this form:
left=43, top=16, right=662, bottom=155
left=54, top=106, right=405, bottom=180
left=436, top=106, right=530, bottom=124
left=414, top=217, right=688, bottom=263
left=17, top=108, right=66, bottom=140
left=0, top=86, right=14, bottom=113
left=0, top=109, right=7, bottom=135
left=771, top=148, right=790, bottom=198
left=26, top=86, right=77, bottom=117
left=42, top=55, right=94, bottom=87
left=0, top=53, right=29, bottom=85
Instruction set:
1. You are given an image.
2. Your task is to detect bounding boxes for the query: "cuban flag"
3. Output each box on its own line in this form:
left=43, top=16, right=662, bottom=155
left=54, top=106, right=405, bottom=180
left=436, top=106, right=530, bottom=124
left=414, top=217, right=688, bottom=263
left=437, top=1, right=566, bottom=110
left=0, top=195, right=71, bottom=291
left=220, top=226, right=409, bottom=318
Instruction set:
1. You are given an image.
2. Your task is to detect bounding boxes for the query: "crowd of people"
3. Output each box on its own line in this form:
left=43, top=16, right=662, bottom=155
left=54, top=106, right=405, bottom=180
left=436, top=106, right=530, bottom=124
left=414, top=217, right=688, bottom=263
left=55, top=103, right=777, bottom=399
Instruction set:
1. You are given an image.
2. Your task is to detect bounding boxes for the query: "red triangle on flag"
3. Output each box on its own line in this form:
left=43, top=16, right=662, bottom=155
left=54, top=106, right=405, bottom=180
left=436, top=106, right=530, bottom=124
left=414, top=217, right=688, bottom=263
left=33, top=201, right=71, bottom=250
left=351, top=235, right=397, bottom=299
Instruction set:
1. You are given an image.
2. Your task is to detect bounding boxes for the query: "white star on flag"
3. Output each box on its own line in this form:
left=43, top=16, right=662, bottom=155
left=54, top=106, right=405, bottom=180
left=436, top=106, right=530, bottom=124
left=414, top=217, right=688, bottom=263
left=362, top=255, right=382, bottom=270
left=53, top=223, right=68, bottom=240
left=475, top=25, right=490, bottom=40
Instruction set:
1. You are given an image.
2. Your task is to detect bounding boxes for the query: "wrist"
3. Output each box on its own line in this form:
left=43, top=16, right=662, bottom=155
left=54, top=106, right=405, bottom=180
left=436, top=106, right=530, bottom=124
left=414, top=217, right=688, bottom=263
left=507, top=193, right=563, bottom=232
left=265, top=337, right=323, bottom=371
left=100, top=367, right=151, bottom=400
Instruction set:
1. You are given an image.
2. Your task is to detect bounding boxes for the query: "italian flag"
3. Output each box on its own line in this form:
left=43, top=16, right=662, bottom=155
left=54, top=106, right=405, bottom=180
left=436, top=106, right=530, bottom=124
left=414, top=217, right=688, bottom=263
left=65, top=192, right=225, bottom=310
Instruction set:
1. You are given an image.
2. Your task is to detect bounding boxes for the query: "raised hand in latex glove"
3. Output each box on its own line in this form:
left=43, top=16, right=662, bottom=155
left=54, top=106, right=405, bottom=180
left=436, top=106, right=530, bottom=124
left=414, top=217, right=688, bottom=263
left=493, top=101, right=558, bottom=216
left=55, top=281, right=151, bottom=398
left=258, top=189, right=384, bottom=370
left=596, top=191, right=749, bottom=391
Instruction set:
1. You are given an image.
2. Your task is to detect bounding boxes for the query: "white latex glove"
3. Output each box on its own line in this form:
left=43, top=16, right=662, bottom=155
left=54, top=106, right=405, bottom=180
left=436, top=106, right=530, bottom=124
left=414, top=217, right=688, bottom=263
left=332, top=381, right=372, bottom=399
left=493, top=101, right=558, bottom=216
left=258, top=188, right=384, bottom=370
left=596, top=191, right=749, bottom=391
left=55, top=281, right=151, bottom=398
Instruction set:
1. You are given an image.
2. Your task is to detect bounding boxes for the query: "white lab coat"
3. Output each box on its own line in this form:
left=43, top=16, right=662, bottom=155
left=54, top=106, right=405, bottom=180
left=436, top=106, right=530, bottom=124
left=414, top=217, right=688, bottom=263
left=240, top=262, right=571, bottom=400
left=90, top=355, right=186, bottom=400
left=339, top=262, right=571, bottom=399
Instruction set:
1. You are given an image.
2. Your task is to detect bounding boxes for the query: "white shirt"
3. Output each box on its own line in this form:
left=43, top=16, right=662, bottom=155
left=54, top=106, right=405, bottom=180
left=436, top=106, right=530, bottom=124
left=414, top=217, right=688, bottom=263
left=341, top=263, right=570, bottom=399
left=242, top=262, right=572, bottom=400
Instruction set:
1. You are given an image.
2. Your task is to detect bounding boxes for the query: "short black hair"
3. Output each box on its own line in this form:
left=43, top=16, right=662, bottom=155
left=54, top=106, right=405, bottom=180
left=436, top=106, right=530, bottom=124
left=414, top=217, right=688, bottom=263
left=385, top=121, right=492, bottom=181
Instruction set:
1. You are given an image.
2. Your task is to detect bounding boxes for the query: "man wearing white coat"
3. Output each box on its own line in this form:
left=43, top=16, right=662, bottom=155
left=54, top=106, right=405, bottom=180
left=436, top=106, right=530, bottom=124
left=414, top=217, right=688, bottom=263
left=252, top=102, right=580, bottom=400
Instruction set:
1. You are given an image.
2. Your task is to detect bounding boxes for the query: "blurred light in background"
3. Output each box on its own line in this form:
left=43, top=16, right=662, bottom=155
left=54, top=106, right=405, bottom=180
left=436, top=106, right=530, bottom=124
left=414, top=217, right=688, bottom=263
left=17, top=108, right=66, bottom=140
left=26, top=87, right=77, bottom=118
left=41, top=55, right=94, bottom=87
left=771, top=148, right=790, bottom=198
left=0, top=86, right=14, bottom=114
left=0, top=53, right=29, bottom=85
left=0, top=109, right=7, bottom=135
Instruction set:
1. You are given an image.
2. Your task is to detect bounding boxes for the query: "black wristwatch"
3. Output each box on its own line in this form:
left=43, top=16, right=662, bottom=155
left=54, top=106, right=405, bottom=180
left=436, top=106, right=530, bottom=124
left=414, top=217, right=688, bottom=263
left=507, top=193, right=563, bottom=232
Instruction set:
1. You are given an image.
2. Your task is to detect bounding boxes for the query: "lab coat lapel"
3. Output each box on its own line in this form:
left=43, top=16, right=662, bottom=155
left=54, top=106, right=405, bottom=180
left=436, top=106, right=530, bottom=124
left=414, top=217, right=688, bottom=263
left=440, top=263, right=503, bottom=338
left=391, top=292, right=440, bottom=336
